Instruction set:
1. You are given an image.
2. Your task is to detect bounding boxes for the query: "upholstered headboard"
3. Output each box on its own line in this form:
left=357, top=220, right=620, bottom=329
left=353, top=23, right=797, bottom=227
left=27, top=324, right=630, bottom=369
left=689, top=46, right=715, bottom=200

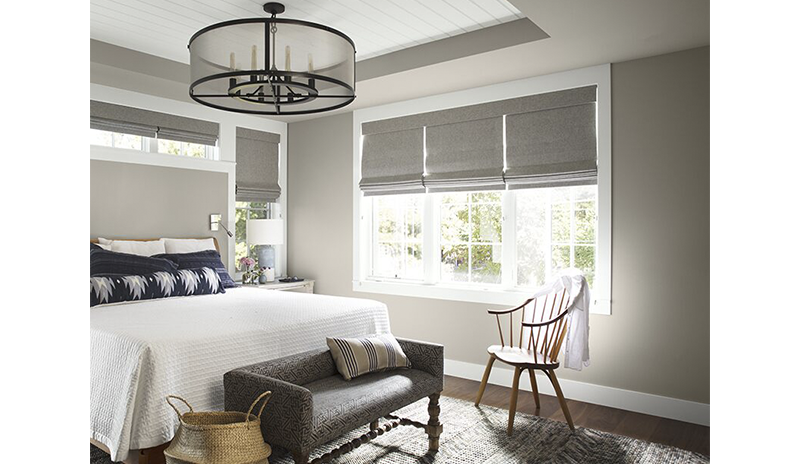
left=90, top=237, right=221, bottom=253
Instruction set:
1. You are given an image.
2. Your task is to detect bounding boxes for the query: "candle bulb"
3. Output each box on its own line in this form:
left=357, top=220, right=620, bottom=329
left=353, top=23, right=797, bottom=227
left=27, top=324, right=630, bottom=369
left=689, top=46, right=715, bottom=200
left=285, top=45, right=291, bottom=71
left=308, top=53, right=314, bottom=73
left=251, top=45, right=257, bottom=70
left=230, top=52, right=235, bottom=71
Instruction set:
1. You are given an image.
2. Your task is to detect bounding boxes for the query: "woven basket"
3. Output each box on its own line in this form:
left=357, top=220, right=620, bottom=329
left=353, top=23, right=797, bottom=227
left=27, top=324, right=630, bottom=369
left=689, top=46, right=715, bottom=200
left=163, top=391, right=272, bottom=464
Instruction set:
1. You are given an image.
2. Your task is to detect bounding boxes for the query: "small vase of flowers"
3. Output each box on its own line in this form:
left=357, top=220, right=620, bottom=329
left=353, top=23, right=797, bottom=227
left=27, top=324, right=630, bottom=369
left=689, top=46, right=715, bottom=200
left=239, top=257, right=258, bottom=285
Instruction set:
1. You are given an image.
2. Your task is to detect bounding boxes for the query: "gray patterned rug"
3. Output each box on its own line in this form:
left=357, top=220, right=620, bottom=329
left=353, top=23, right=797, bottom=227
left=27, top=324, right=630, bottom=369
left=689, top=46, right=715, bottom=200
left=90, top=396, right=709, bottom=463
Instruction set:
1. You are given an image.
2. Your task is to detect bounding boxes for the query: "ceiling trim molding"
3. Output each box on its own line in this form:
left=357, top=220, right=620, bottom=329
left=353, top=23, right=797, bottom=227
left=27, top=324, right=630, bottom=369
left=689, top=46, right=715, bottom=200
left=356, top=19, right=549, bottom=82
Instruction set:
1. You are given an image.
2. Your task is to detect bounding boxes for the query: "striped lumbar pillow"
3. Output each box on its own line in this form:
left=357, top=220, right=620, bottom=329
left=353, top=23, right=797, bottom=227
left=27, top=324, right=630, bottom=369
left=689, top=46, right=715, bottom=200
left=326, top=334, right=411, bottom=380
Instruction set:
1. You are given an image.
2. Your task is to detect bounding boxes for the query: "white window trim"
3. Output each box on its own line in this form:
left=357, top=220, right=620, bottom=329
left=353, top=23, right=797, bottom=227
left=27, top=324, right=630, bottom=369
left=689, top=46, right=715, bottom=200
left=352, top=64, right=612, bottom=314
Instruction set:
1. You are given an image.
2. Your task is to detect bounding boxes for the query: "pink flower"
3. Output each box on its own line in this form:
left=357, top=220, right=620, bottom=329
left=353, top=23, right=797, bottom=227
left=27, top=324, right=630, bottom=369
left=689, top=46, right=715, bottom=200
left=239, top=256, right=256, bottom=270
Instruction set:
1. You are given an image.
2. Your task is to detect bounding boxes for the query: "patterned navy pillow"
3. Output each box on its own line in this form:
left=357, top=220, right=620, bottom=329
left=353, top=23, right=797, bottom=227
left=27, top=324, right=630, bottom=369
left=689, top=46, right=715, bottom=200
left=91, top=245, right=178, bottom=276
left=90, top=267, right=225, bottom=307
left=154, top=250, right=236, bottom=289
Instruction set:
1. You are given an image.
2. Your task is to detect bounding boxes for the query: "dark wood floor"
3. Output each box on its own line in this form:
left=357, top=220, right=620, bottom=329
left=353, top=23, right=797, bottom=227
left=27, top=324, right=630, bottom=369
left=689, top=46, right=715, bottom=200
left=441, top=375, right=710, bottom=457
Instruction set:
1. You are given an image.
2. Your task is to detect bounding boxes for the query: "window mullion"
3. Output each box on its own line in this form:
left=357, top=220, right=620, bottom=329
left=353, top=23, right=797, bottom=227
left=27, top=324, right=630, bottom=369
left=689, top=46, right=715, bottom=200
left=501, top=190, right=515, bottom=289
left=423, top=194, right=437, bottom=284
left=570, top=189, right=576, bottom=268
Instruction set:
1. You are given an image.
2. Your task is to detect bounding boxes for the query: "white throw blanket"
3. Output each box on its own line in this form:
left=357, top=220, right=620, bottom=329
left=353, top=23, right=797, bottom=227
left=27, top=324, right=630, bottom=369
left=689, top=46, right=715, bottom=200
left=90, top=288, right=391, bottom=461
left=528, top=270, right=591, bottom=370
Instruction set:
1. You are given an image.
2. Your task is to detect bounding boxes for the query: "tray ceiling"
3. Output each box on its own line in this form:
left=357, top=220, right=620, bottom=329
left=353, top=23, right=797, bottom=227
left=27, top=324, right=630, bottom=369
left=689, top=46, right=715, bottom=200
left=90, top=0, right=525, bottom=63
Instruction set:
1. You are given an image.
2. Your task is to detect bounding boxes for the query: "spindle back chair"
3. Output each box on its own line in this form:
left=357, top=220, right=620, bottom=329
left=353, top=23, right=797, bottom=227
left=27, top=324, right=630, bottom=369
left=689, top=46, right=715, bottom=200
left=475, top=287, right=576, bottom=435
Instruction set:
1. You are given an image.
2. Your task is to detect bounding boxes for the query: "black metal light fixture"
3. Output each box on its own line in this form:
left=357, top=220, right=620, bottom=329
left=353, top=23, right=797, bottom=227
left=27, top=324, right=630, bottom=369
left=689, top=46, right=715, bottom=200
left=188, top=2, right=356, bottom=116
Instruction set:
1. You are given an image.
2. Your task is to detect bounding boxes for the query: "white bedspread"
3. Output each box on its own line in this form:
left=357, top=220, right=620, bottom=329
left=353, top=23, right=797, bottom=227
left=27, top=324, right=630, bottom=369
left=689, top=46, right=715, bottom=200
left=90, top=287, right=390, bottom=462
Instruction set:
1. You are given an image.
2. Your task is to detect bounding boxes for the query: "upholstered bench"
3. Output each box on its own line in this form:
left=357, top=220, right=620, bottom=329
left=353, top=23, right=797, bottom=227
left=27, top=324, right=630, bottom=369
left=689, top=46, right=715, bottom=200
left=224, top=338, right=444, bottom=464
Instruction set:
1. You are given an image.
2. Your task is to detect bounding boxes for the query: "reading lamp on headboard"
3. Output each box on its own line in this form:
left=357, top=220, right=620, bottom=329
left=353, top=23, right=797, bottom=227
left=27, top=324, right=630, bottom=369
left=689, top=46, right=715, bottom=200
left=210, top=214, right=233, bottom=237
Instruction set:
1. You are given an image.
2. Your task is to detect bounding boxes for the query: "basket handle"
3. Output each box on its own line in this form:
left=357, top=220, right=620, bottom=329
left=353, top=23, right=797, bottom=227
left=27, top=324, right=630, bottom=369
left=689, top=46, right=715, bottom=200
left=166, top=395, right=193, bottom=423
left=245, top=391, right=272, bottom=426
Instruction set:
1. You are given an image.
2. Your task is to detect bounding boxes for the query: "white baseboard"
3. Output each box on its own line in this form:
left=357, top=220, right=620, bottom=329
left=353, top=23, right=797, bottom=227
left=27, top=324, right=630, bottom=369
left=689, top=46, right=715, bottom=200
left=444, top=359, right=709, bottom=427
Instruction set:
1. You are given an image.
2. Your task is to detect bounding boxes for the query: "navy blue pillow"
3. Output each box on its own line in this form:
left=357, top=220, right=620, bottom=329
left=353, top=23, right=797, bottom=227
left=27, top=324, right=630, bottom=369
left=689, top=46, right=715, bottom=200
left=154, top=250, right=236, bottom=288
left=91, top=245, right=178, bottom=276
left=90, top=267, right=225, bottom=307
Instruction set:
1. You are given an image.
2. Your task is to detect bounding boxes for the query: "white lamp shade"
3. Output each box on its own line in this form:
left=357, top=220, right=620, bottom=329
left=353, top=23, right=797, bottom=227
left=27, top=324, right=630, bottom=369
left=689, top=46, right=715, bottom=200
left=246, top=219, right=284, bottom=245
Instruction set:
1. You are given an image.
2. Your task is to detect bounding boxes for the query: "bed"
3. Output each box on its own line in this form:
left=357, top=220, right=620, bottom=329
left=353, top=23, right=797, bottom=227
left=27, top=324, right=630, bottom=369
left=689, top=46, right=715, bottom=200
left=90, top=239, right=390, bottom=462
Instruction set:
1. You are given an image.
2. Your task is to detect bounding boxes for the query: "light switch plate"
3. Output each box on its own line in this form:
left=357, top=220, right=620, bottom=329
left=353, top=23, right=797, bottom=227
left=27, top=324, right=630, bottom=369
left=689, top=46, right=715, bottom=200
left=210, top=214, right=222, bottom=231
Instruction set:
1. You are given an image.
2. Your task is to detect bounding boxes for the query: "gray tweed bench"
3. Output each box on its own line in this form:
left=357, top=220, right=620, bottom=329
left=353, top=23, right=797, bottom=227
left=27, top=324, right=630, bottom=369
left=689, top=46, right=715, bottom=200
left=224, top=338, right=444, bottom=464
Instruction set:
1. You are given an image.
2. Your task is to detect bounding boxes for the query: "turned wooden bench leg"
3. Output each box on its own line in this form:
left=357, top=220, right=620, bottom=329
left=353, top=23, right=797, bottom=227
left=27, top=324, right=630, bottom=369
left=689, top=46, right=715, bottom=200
left=292, top=450, right=309, bottom=464
left=369, top=419, right=379, bottom=431
left=426, top=392, right=443, bottom=452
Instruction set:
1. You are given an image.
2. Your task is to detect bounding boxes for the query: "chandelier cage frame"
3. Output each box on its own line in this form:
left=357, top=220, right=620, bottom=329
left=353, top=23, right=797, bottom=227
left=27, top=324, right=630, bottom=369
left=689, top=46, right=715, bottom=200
left=188, top=3, right=356, bottom=116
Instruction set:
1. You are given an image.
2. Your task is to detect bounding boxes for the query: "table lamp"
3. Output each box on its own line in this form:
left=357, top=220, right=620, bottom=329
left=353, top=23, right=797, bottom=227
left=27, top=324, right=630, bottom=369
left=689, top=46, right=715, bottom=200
left=246, top=218, right=284, bottom=282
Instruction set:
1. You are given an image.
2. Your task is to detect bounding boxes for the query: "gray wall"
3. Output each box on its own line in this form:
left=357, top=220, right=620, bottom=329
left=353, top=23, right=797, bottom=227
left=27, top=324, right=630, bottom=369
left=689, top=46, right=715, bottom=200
left=286, top=47, right=709, bottom=404
left=90, top=160, right=230, bottom=261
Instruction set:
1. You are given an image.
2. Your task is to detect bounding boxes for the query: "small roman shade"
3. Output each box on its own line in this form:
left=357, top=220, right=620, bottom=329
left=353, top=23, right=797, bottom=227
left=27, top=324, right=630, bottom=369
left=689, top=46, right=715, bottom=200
left=504, top=86, right=597, bottom=189
left=425, top=117, right=504, bottom=192
left=360, top=123, right=424, bottom=196
left=236, top=127, right=281, bottom=203
left=90, top=100, right=219, bottom=146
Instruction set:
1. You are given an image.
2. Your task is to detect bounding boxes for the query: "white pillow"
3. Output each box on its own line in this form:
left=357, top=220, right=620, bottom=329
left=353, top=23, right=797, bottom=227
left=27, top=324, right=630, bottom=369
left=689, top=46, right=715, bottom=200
left=162, top=238, right=217, bottom=254
left=98, top=238, right=166, bottom=256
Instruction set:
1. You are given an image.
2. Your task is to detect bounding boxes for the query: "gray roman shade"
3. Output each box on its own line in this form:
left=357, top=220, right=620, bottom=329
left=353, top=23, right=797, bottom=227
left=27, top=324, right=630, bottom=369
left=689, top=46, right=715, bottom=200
left=90, top=100, right=219, bottom=146
left=236, top=127, right=281, bottom=203
left=504, top=86, right=597, bottom=189
left=424, top=117, right=504, bottom=192
left=359, top=124, right=424, bottom=196
left=357, top=85, right=598, bottom=194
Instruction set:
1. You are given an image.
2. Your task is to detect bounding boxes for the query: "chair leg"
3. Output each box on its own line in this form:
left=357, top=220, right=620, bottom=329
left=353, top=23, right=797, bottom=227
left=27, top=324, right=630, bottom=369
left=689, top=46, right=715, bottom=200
left=507, top=367, right=523, bottom=436
left=546, top=369, right=575, bottom=431
left=528, top=368, right=541, bottom=409
left=475, top=355, right=496, bottom=406
left=427, top=393, right=443, bottom=452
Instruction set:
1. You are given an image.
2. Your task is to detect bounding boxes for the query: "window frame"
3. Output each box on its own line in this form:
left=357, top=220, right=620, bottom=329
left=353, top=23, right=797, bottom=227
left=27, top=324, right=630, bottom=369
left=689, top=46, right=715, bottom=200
left=353, top=64, right=612, bottom=314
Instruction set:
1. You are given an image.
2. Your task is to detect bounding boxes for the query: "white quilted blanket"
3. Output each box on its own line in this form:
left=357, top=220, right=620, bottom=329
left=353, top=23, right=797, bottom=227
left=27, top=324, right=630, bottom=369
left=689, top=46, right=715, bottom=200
left=90, top=287, right=391, bottom=462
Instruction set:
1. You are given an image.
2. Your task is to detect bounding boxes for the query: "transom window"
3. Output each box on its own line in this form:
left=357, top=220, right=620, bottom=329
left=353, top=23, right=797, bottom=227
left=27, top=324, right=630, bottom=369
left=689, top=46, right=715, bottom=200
left=90, top=129, right=217, bottom=159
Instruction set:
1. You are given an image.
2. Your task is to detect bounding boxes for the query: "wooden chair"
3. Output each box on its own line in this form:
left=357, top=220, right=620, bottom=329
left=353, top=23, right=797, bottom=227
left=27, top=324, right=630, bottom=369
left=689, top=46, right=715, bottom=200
left=475, top=288, right=575, bottom=435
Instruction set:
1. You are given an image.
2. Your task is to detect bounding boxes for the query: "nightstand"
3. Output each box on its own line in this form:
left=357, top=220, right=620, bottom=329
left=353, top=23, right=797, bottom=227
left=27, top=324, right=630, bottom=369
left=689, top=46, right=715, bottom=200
left=252, top=279, right=315, bottom=294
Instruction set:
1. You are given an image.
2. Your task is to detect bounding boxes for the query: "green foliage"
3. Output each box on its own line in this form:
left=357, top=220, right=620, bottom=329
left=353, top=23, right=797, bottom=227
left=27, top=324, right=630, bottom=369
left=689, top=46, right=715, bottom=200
left=440, top=193, right=502, bottom=283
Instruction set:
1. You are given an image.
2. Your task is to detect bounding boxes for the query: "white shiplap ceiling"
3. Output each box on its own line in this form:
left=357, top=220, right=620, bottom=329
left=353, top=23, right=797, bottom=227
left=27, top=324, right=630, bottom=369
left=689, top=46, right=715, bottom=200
left=90, top=0, right=525, bottom=63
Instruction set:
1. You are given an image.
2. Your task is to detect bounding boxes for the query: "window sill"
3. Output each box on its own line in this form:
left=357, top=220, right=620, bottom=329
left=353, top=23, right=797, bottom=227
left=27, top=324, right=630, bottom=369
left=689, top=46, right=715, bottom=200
left=353, top=279, right=610, bottom=314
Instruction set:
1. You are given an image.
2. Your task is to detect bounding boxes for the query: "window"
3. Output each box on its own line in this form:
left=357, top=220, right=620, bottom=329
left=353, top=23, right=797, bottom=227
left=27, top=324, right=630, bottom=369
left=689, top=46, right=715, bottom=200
left=355, top=65, right=610, bottom=312
left=90, top=129, right=145, bottom=150
left=516, top=186, right=597, bottom=289
left=235, top=201, right=276, bottom=271
left=90, top=129, right=217, bottom=159
left=371, top=195, right=423, bottom=280
left=367, top=188, right=596, bottom=291
left=440, top=192, right=503, bottom=284
left=157, top=139, right=211, bottom=158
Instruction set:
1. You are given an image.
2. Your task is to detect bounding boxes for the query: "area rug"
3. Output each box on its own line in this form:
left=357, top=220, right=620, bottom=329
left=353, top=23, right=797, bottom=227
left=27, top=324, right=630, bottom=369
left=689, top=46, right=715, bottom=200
left=90, top=396, right=708, bottom=463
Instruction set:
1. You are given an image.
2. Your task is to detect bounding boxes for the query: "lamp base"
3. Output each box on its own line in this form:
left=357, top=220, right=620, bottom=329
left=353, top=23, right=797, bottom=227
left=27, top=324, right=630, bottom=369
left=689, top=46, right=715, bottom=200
left=257, top=245, right=276, bottom=281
